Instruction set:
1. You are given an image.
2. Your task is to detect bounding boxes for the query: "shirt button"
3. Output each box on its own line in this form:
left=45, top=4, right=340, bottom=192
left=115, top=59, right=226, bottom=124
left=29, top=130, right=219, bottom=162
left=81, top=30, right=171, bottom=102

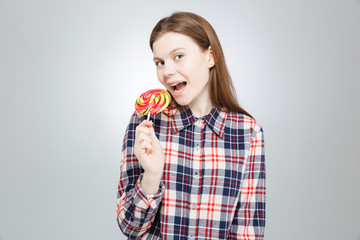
left=192, top=204, right=197, bottom=210
left=194, top=171, right=199, bottom=179
left=195, top=120, right=202, bottom=127
left=195, top=143, right=200, bottom=151
left=190, top=235, right=195, bottom=240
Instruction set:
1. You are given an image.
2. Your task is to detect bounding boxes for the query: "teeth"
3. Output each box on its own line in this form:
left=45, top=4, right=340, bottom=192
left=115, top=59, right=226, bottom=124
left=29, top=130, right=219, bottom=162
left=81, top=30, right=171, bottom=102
left=170, top=82, right=185, bottom=93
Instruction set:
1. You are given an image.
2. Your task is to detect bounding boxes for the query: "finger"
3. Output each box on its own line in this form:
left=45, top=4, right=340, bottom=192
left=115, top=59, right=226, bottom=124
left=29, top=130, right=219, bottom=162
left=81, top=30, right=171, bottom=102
left=138, top=140, right=152, bottom=152
left=135, top=135, right=152, bottom=157
left=135, top=129, right=151, bottom=146
left=136, top=125, right=151, bottom=136
left=134, top=141, right=152, bottom=161
left=139, top=120, right=153, bottom=128
left=143, top=120, right=153, bottom=128
left=136, top=133, right=152, bottom=144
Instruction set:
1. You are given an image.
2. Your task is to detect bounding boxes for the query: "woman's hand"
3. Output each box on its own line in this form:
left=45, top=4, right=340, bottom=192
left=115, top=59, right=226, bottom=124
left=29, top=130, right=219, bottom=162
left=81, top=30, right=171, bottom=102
left=134, top=120, right=164, bottom=194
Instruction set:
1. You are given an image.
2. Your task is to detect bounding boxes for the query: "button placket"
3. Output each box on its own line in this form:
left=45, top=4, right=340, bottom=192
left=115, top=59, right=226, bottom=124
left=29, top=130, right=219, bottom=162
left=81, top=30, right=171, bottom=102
left=188, top=118, right=203, bottom=236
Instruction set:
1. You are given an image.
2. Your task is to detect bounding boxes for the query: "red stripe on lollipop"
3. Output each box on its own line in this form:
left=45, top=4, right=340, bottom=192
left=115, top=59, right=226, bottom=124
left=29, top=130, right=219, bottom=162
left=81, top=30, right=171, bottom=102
left=135, top=89, right=171, bottom=120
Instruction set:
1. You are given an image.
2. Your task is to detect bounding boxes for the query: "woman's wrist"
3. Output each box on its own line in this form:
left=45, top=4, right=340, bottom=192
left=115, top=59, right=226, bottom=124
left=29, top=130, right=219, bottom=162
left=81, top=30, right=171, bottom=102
left=141, top=171, right=162, bottom=195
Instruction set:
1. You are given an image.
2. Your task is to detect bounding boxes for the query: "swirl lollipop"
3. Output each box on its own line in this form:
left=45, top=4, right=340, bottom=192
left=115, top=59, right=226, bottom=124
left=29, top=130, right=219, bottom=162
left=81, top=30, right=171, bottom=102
left=135, top=89, right=171, bottom=120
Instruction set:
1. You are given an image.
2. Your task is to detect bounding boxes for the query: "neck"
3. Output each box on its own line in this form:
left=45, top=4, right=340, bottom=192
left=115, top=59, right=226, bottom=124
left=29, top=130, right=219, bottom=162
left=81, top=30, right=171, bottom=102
left=187, top=82, right=213, bottom=118
left=188, top=100, right=213, bottom=118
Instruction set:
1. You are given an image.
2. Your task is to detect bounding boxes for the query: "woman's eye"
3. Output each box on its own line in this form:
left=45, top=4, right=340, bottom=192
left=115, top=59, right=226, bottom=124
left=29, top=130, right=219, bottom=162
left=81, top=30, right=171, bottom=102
left=174, top=54, right=183, bottom=60
left=156, top=61, right=164, bottom=67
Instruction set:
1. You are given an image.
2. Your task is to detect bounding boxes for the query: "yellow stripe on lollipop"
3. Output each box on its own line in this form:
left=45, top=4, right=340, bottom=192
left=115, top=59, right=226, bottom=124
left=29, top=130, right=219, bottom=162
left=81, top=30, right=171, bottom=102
left=135, top=89, right=171, bottom=120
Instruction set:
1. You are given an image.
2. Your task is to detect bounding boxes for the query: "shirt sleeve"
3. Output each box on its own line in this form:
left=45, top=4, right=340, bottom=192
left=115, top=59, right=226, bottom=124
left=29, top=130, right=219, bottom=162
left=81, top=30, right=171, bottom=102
left=228, top=125, right=266, bottom=240
left=116, top=113, right=164, bottom=238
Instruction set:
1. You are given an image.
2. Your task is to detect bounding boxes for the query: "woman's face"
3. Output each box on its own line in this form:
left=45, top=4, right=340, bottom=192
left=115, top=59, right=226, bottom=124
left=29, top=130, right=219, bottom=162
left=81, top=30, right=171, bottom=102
left=152, top=32, right=214, bottom=113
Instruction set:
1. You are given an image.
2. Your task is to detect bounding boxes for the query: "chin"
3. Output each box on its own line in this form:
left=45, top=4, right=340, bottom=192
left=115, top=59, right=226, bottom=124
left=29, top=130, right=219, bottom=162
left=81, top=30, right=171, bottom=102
left=174, top=99, right=190, bottom=107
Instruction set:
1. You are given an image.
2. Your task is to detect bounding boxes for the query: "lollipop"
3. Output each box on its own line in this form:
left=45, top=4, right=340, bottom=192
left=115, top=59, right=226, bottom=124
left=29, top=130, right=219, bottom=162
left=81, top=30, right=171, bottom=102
left=135, top=89, right=171, bottom=120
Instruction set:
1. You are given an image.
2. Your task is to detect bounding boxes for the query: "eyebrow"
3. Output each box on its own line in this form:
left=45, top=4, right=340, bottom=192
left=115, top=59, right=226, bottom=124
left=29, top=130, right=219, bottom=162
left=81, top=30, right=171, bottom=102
left=153, top=48, right=186, bottom=61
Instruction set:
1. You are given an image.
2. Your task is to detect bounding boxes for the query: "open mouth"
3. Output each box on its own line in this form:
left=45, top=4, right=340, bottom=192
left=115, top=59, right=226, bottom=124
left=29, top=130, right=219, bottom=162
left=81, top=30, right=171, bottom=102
left=171, top=82, right=187, bottom=93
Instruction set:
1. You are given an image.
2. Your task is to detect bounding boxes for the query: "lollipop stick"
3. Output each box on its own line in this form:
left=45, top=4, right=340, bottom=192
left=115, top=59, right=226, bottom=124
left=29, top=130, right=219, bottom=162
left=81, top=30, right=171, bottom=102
left=147, top=113, right=151, bottom=121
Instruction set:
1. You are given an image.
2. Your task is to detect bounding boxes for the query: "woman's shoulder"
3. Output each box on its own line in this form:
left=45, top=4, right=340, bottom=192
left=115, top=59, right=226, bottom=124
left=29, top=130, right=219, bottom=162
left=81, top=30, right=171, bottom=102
left=225, top=111, right=263, bottom=133
left=127, top=111, right=141, bottom=123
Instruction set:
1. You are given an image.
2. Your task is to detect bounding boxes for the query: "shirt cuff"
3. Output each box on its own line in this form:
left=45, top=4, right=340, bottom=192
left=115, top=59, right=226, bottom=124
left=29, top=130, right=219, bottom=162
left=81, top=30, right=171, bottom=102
left=132, top=174, right=164, bottom=210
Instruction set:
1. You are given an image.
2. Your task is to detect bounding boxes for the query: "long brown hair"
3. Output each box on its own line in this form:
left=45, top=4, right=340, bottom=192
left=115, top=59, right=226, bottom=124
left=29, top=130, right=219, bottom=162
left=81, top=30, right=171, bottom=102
left=150, top=12, right=253, bottom=118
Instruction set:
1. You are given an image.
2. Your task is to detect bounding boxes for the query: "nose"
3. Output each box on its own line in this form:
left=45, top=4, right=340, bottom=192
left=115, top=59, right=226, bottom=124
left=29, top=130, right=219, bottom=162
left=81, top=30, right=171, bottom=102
left=162, top=61, right=176, bottom=77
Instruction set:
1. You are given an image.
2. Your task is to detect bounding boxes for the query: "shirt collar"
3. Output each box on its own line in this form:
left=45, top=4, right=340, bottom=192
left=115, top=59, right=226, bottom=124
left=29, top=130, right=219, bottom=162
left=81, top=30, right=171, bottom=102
left=171, top=106, right=228, bottom=138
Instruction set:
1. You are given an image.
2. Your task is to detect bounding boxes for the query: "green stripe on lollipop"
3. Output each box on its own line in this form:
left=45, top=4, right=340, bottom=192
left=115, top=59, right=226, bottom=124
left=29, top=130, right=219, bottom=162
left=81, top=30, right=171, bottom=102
left=135, top=89, right=171, bottom=120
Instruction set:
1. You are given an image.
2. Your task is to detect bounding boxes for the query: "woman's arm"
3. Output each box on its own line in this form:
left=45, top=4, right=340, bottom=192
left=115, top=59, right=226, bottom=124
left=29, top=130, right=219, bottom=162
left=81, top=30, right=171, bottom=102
left=116, top=113, right=164, bottom=238
left=229, top=125, right=266, bottom=240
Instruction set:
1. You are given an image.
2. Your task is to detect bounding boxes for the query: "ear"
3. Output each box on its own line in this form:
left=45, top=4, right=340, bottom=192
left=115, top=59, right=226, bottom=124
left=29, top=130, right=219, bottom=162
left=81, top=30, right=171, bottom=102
left=207, top=46, right=215, bottom=68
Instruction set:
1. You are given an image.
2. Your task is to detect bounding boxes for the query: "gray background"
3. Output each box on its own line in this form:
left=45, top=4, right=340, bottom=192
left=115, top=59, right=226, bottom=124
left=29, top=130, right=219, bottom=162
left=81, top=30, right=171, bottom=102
left=1, top=0, right=359, bottom=239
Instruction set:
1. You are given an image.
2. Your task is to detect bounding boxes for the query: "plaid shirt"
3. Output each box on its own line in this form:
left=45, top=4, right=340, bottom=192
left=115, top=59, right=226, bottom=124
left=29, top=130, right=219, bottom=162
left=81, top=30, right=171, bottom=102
left=117, top=106, right=266, bottom=239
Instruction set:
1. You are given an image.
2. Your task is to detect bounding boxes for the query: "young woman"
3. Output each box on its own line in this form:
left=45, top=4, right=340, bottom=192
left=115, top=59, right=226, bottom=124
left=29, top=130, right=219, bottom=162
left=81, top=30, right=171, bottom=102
left=117, top=12, right=265, bottom=239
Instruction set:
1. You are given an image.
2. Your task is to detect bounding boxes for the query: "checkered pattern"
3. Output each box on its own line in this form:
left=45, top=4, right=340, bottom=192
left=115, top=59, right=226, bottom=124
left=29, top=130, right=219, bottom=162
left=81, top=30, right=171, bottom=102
left=117, top=106, right=265, bottom=239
